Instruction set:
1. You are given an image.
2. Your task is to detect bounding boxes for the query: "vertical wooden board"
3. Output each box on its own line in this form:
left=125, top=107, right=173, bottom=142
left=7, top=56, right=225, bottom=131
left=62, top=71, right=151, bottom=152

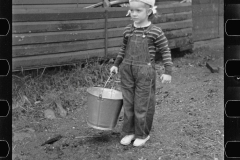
left=193, top=27, right=219, bottom=41
left=193, top=15, right=219, bottom=30
left=192, top=1, right=220, bottom=41
left=219, top=15, right=224, bottom=38
left=192, top=4, right=219, bottom=17
left=193, top=28, right=219, bottom=41
left=193, top=0, right=219, bottom=4
left=219, top=3, right=223, bottom=16
left=217, top=0, right=222, bottom=38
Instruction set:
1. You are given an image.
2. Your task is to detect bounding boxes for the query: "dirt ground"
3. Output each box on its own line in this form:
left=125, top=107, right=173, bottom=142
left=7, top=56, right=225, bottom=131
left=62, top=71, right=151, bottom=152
left=12, top=38, right=224, bottom=160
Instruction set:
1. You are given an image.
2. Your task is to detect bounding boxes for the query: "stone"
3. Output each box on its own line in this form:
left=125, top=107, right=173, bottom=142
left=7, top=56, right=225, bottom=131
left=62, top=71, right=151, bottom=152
left=44, top=109, right=56, bottom=119
left=206, top=62, right=220, bottom=73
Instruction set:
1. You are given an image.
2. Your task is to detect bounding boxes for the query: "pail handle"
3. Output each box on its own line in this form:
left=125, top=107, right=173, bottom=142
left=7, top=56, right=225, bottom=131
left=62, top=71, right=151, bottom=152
left=103, top=72, right=114, bottom=88
left=99, top=73, right=115, bottom=99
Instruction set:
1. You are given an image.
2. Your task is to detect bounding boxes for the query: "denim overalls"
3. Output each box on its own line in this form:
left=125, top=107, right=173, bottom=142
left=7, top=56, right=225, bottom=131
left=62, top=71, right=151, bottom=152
left=119, top=24, right=156, bottom=139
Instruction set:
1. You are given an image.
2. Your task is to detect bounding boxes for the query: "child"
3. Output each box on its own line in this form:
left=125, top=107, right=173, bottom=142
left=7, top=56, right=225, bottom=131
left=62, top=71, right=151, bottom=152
left=110, top=0, right=173, bottom=147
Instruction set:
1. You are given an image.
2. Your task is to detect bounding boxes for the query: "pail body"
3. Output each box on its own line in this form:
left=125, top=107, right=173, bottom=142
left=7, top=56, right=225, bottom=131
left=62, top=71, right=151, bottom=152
left=86, top=87, right=123, bottom=130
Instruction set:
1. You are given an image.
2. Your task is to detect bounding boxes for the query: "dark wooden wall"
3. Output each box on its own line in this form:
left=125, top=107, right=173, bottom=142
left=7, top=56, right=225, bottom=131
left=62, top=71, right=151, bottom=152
left=192, top=0, right=223, bottom=41
left=12, top=0, right=102, bottom=9
left=12, top=1, right=193, bottom=71
left=12, top=0, right=181, bottom=9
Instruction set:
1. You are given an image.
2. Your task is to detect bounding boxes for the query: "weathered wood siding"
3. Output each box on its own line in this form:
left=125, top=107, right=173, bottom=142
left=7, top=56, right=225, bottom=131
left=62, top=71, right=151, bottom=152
left=12, top=1, right=192, bottom=71
left=12, top=0, right=102, bottom=9
left=192, top=0, right=223, bottom=41
left=12, top=0, right=181, bottom=9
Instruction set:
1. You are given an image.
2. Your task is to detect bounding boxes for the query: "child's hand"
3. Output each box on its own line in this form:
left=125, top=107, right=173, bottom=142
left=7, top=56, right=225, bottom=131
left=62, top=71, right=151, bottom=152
left=160, top=74, right=172, bottom=83
left=110, top=66, right=118, bottom=74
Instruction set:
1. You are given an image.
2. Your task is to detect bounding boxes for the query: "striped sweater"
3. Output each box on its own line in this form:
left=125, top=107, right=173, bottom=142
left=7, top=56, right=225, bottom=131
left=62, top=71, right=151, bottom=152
left=114, top=23, right=173, bottom=75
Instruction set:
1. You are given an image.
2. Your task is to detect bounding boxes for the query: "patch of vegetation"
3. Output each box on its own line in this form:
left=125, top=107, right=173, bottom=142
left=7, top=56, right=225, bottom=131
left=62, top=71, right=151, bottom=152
left=12, top=58, right=119, bottom=122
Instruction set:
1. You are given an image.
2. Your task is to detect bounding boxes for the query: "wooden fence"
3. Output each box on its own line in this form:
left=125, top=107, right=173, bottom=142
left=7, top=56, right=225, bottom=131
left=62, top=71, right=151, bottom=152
left=12, top=1, right=193, bottom=71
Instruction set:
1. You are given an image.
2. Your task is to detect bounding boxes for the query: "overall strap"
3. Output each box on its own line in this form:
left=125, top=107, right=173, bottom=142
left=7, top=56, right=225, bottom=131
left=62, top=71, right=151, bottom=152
left=129, top=24, right=135, bottom=34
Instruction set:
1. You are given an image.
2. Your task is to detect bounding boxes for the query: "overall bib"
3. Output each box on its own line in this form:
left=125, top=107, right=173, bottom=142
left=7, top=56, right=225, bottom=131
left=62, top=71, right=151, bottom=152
left=119, top=24, right=156, bottom=139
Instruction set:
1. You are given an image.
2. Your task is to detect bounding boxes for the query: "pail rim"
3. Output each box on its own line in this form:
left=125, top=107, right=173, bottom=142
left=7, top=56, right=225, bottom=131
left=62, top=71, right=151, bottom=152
left=87, top=87, right=123, bottom=100
left=87, top=121, right=113, bottom=130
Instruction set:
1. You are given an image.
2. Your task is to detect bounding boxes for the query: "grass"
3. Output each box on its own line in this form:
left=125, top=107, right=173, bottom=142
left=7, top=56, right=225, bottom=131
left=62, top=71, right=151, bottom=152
left=12, top=58, right=119, bottom=122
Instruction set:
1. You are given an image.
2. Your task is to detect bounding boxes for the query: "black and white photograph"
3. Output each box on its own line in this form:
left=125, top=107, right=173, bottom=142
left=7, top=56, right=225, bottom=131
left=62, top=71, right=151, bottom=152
left=11, top=0, right=227, bottom=159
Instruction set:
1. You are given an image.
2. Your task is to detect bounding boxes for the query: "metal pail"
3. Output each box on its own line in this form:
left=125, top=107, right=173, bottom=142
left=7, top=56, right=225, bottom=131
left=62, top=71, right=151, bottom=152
left=86, top=87, right=123, bottom=130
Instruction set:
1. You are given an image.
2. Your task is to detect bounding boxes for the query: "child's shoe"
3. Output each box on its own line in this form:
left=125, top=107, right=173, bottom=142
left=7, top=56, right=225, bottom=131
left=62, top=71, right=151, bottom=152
left=120, top=134, right=135, bottom=145
left=133, top=135, right=150, bottom=147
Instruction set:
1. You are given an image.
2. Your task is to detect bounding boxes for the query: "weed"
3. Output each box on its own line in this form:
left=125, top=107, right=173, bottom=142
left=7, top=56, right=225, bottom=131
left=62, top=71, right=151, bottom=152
left=12, top=58, right=119, bottom=120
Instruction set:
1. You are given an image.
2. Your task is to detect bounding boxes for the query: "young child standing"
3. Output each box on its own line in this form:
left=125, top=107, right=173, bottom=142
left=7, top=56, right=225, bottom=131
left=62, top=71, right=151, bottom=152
left=110, top=0, right=173, bottom=147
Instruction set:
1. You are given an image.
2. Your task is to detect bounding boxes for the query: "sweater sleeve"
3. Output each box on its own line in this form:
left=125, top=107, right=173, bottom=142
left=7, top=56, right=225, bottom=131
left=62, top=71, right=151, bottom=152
left=154, top=29, right=173, bottom=75
left=113, top=27, right=129, bottom=67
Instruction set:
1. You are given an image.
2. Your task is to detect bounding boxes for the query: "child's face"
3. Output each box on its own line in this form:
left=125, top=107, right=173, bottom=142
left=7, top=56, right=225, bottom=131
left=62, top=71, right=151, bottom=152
left=129, top=1, right=151, bottom=25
